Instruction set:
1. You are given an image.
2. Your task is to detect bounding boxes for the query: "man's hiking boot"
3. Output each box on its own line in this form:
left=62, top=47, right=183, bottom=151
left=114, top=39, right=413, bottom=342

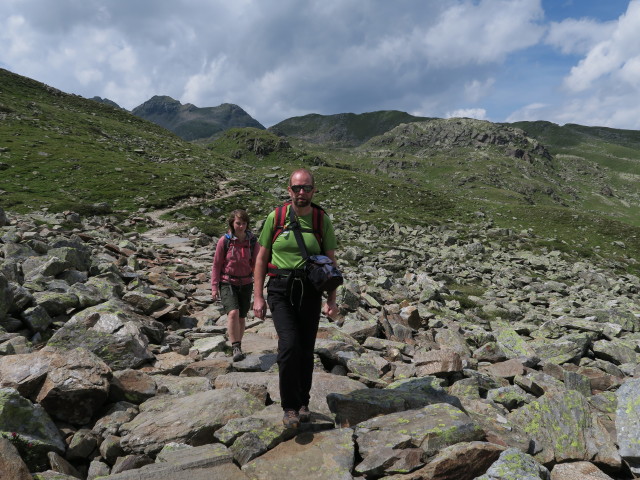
left=282, top=409, right=300, bottom=429
left=232, top=345, right=245, bottom=362
left=299, top=406, right=311, bottom=423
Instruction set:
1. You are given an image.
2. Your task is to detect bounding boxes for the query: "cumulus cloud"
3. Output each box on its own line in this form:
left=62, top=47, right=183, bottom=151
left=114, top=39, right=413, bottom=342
left=506, top=103, right=551, bottom=123
left=446, top=108, right=489, bottom=120
left=546, top=18, right=617, bottom=55
left=423, top=0, right=545, bottom=67
left=563, top=0, right=640, bottom=93
left=1, top=0, right=639, bottom=129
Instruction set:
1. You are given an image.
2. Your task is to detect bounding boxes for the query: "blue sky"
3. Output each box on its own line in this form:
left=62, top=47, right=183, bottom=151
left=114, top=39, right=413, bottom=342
left=1, top=0, right=639, bottom=129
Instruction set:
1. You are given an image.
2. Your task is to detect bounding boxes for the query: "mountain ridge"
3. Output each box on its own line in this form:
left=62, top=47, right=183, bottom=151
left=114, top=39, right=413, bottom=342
left=131, top=95, right=265, bottom=142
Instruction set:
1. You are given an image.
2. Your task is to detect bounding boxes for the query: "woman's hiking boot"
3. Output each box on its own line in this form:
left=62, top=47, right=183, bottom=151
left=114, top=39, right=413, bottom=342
left=282, top=409, right=300, bottom=429
left=232, top=344, right=245, bottom=362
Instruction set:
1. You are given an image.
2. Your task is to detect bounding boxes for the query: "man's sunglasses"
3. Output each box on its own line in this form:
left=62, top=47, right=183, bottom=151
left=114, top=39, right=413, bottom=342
left=290, top=184, right=314, bottom=193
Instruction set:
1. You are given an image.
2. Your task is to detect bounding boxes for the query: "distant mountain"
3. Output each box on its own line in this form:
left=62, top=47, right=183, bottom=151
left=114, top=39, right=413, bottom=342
left=132, top=96, right=265, bottom=142
left=268, top=111, right=433, bottom=146
left=89, top=96, right=123, bottom=109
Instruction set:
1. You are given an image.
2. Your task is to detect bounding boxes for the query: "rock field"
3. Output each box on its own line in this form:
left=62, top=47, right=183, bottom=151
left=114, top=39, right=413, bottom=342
left=1, top=205, right=639, bottom=480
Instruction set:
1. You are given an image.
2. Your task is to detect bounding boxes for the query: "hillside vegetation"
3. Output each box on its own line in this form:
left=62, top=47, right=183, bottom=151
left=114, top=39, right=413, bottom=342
left=0, top=69, right=227, bottom=214
left=269, top=111, right=433, bottom=146
left=0, top=68, right=638, bottom=273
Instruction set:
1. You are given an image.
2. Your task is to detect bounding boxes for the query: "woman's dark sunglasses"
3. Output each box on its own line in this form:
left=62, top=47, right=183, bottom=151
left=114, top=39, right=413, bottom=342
left=290, top=184, right=314, bottom=193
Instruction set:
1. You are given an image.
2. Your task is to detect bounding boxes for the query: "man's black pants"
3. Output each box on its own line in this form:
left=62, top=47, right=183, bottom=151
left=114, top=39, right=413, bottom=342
left=267, top=275, right=322, bottom=411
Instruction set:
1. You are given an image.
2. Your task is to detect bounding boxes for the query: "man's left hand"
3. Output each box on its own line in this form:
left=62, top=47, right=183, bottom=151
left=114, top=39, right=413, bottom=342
left=323, top=300, right=339, bottom=319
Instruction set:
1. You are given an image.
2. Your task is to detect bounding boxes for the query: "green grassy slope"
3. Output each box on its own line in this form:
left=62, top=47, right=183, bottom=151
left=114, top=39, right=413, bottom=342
left=269, top=111, right=433, bottom=146
left=1, top=68, right=638, bottom=272
left=0, top=69, right=228, bottom=213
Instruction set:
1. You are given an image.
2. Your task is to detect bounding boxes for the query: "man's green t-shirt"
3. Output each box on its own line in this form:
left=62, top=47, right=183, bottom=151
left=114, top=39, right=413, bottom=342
left=258, top=205, right=337, bottom=269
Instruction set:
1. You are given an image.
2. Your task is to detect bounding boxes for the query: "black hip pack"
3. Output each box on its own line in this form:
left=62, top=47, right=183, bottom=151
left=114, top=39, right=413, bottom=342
left=289, top=207, right=343, bottom=293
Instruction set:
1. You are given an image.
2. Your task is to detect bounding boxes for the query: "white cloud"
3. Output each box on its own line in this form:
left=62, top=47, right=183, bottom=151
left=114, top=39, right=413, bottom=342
left=446, top=108, right=489, bottom=120
left=1, top=0, right=638, bottom=129
left=563, top=0, right=640, bottom=92
left=464, top=78, right=495, bottom=103
left=76, top=68, right=103, bottom=85
left=546, top=18, right=617, bottom=55
left=423, top=0, right=545, bottom=67
left=506, top=103, right=551, bottom=123
left=2, top=15, right=32, bottom=58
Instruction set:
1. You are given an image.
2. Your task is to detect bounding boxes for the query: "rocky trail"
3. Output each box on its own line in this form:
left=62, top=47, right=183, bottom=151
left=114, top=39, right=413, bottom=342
left=141, top=179, right=250, bottom=239
left=1, top=204, right=640, bottom=480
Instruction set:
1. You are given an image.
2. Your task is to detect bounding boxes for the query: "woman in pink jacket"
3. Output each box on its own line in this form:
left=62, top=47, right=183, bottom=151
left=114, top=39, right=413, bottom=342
left=211, top=209, right=259, bottom=361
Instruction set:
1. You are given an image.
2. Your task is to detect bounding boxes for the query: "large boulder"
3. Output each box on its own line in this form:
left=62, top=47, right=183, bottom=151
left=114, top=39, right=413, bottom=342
left=508, top=390, right=620, bottom=467
left=327, top=376, right=461, bottom=426
left=0, top=348, right=111, bottom=425
left=0, top=437, right=31, bottom=479
left=119, top=388, right=264, bottom=455
left=354, top=403, right=484, bottom=463
left=476, top=448, right=550, bottom=480
left=102, top=443, right=249, bottom=480
left=242, top=427, right=355, bottom=480
left=46, top=299, right=158, bottom=370
left=616, top=378, right=640, bottom=476
left=0, top=388, right=66, bottom=471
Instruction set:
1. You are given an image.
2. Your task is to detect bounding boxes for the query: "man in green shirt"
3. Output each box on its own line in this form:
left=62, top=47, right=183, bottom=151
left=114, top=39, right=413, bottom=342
left=253, top=168, right=339, bottom=428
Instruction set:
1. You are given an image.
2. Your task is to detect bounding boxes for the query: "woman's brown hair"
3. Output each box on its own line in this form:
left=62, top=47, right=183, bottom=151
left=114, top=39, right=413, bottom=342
left=227, top=209, right=250, bottom=234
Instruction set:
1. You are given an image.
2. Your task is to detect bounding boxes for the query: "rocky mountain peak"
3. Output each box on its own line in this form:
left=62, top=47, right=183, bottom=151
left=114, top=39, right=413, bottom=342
left=131, top=97, right=265, bottom=142
left=367, top=117, right=552, bottom=162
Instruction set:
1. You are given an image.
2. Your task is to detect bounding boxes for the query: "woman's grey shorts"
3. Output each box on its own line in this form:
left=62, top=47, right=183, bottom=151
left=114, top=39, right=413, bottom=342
left=219, top=282, right=253, bottom=318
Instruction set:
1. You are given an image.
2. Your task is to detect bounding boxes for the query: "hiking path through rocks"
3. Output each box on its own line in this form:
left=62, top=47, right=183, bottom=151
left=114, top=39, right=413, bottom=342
left=141, top=179, right=249, bottom=242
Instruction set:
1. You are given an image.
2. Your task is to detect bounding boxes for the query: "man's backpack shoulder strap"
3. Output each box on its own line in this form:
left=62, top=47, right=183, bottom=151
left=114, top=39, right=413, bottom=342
left=270, top=202, right=325, bottom=251
left=310, top=202, right=325, bottom=251
left=271, top=202, right=291, bottom=244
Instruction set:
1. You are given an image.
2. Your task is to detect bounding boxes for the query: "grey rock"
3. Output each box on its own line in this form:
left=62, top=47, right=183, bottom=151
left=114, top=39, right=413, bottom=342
left=0, top=207, right=8, bottom=227
left=0, top=274, right=13, bottom=321
left=242, top=428, right=354, bottom=480
left=47, top=299, right=156, bottom=370
left=355, top=403, right=484, bottom=458
left=550, top=461, right=615, bottom=479
left=0, top=387, right=66, bottom=471
left=33, top=290, right=79, bottom=316
left=111, top=454, right=154, bottom=474
left=389, top=441, right=505, bottom=480
left=593, top=339, right=637, bottom=365
left=616, top=378, right=640, bottom=475
left=47, top=451, right=83, bottom=478
left=0, top=348, right=111, bottom=425
left=0, top=437, right=32, bottom=480
left=508, top=390, right=620, bottom=467
left=103, top=443, right=248, bottom=480
left=92, top=401, right=139, bottom=437
left=20, top=304, right=53, bottom=332
left=122, top=291, right=167, bottom=314
left=87, top=459, right=111, bottom=479
left=99, top=434, right=125, bottom=465
left=66, top=428, right=100, bottom=461
left=110, top=370, right=158, bottom=404
left=328, top=376, right=461, bottom=427
left=119, top=388, right=263, bottom=455
left=476, top=448, right=550, bottom=480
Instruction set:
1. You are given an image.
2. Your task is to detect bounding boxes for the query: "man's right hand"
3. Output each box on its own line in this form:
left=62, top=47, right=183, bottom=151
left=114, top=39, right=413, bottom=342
left=212, top=289, right=219, bottom=301
left=253, top=296, right=267, bottom=319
